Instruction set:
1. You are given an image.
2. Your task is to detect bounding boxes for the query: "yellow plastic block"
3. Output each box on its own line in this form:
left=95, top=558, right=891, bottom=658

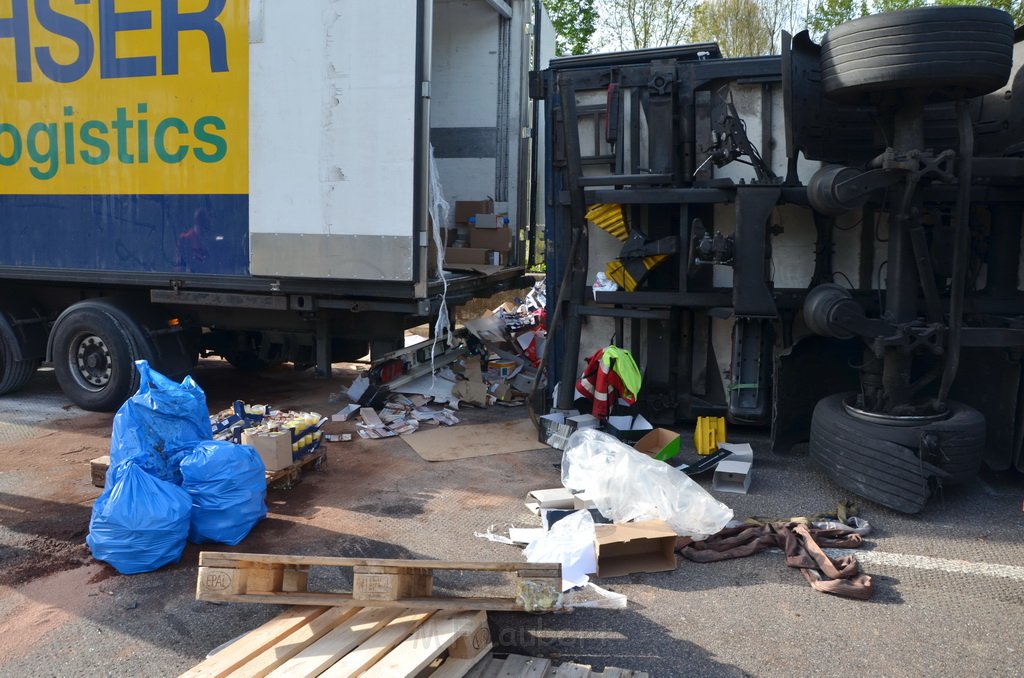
left=694, top=416, right=727, bottom=456
left=587, top=204, right=629, bottom=241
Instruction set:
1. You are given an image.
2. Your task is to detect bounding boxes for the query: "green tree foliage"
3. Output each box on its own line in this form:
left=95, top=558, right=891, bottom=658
left=934, top=0, right=1024, bottom=25
left=806, top=0, right=868, bottom=38
left=542, top=0, right=600, bottom=55
left=807, top=0, right=1022, bottom=39
left=691, top=0, right=779, bottom=56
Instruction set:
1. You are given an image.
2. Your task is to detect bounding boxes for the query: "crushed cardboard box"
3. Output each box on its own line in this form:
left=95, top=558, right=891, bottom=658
left=593, top=520, right=679, bottom=578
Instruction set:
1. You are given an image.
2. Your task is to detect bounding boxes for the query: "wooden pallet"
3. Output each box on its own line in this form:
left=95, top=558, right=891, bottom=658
left=196, top=553, right=563, bottom=613
left=266, top=448, right=327, bottom=488
left=88, top=449, right=326, bottom=490
left=181, top=605, right=492, bottom=678
left=466, top=654, right=649, bottom=678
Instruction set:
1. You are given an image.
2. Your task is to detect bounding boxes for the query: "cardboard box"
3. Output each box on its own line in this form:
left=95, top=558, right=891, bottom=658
left=634, top=428, right=681, bottom=461
left=525, top=488, right=575, bottom=514
left=567, top=413, right=600, bottom=431
left=473, top=212, right=499, bottom=229
left=444, top=247, right=491, bottom=265
left=242, top=430, right=294, bottom=471
left=713, top=459, right=753, bottom=494
left=90, top=455, right=110, bottom=488
left=573, top=490, right=597, bottom=510
left=592, top=520, right=678, bottom=578
left=470, top=226, right=512, bottom=252
left=454, top=199, right=494, bottom=224
left=605, top=414, right=653, bottom=443
left=538, top=410, right=580, bottom=450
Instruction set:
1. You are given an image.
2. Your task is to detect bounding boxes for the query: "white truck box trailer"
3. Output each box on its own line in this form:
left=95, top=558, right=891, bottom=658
left=0, top=0, right=553, bottom=410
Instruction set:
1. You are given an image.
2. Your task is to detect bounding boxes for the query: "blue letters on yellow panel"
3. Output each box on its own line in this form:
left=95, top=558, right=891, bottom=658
left=0, top=195, right=249, bottom=275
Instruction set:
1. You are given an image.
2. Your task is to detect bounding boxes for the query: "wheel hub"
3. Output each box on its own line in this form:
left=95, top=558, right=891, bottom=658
left=843, top=395, right=949, bottom=426
left=74, top=335, right=112, bottom=389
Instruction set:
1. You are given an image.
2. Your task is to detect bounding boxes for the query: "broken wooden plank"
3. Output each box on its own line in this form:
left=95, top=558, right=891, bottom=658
left=317, top=610, right=435, bottom=678
left=551, top=663, right=593, bottom=678
left=224, top=606, right=360, bottom=677
left=360, top=610, right=490, bottom=678
left=179, top=606, right=327, bottom=678
left=265, top=607, right=403, bottom=677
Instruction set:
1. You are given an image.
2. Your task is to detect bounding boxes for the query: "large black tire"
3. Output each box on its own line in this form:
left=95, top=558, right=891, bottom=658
left=809, top=393, right=986, bottom=513
left=51, top=303, right=148, bottom=412
left=0, top=335, right=38, bottom=396
left=820, top=7, right=1014, bottom=102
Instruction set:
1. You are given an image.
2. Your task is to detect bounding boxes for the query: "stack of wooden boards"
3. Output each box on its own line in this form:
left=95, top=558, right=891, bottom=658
left=180, top=605, right=491, bottom=677
left=181, top=608, right=648, bottom=678
left=184, top=553, right=567, bottom=676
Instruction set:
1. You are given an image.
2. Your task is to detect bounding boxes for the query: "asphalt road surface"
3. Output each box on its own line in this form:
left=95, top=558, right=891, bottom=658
left=0, top=361, right=1022, bottom=676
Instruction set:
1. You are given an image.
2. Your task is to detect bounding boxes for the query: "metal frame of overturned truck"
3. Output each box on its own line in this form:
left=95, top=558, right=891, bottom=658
left=543, top=7, right=1024, bottom=512
left=0, top=1, right=553, bottom=411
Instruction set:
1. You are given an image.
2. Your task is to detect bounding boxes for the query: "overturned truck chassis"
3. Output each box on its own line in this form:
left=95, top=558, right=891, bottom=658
left=544, top=8, right=1024, bottom=512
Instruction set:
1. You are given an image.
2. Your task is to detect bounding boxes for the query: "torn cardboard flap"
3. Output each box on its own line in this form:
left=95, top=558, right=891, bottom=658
left=717, top=442, right=754, bottom=462
left=332, top=404, right=360, bottom=422
left=573, top=490, right=598, bottom=510
left=634, top=428, right=681, bottom=461
left=605, top=414, right=654, bottom=443
left=593, top=520, right=679, bottom=578
left=525, top=488, right=576, bottom=514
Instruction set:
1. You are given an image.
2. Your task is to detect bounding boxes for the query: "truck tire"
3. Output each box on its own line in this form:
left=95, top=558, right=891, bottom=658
left=809, top=393, right=985, bottom=513
left=51, top=303, right=149, bottom=412
left=820, top=7, right=1014, bottom=102
left=0, top=338, right=38, bottom=395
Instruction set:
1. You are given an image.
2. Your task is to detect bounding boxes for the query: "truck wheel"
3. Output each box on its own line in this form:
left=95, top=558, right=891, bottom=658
left=809, top=393, right=985, bottom=513
left=820, top=7, right=1014, bottom=102
left=0, top=337, right=38, bottom=395
left=51, top=304, right=147, bottom=412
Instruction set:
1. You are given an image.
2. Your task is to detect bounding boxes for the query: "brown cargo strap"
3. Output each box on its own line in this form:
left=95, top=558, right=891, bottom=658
left=678, top=522, right=874, bottom=600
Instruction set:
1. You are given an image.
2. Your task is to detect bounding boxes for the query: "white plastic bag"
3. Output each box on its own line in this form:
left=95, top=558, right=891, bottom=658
left=523, top=509, right=597, bottom=591
left=561, top=429, right=734, bottom=539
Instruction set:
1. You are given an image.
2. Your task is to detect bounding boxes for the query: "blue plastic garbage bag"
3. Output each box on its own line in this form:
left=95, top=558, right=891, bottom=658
left=86, top=462, right=192, bottom=574
left=109, top=360, right=211, bottom=485
left=180, top=440, right=268, bottom=545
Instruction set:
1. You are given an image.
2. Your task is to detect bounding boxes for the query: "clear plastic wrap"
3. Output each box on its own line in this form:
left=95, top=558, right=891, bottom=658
left=561, top=429, right=734, bottom=540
